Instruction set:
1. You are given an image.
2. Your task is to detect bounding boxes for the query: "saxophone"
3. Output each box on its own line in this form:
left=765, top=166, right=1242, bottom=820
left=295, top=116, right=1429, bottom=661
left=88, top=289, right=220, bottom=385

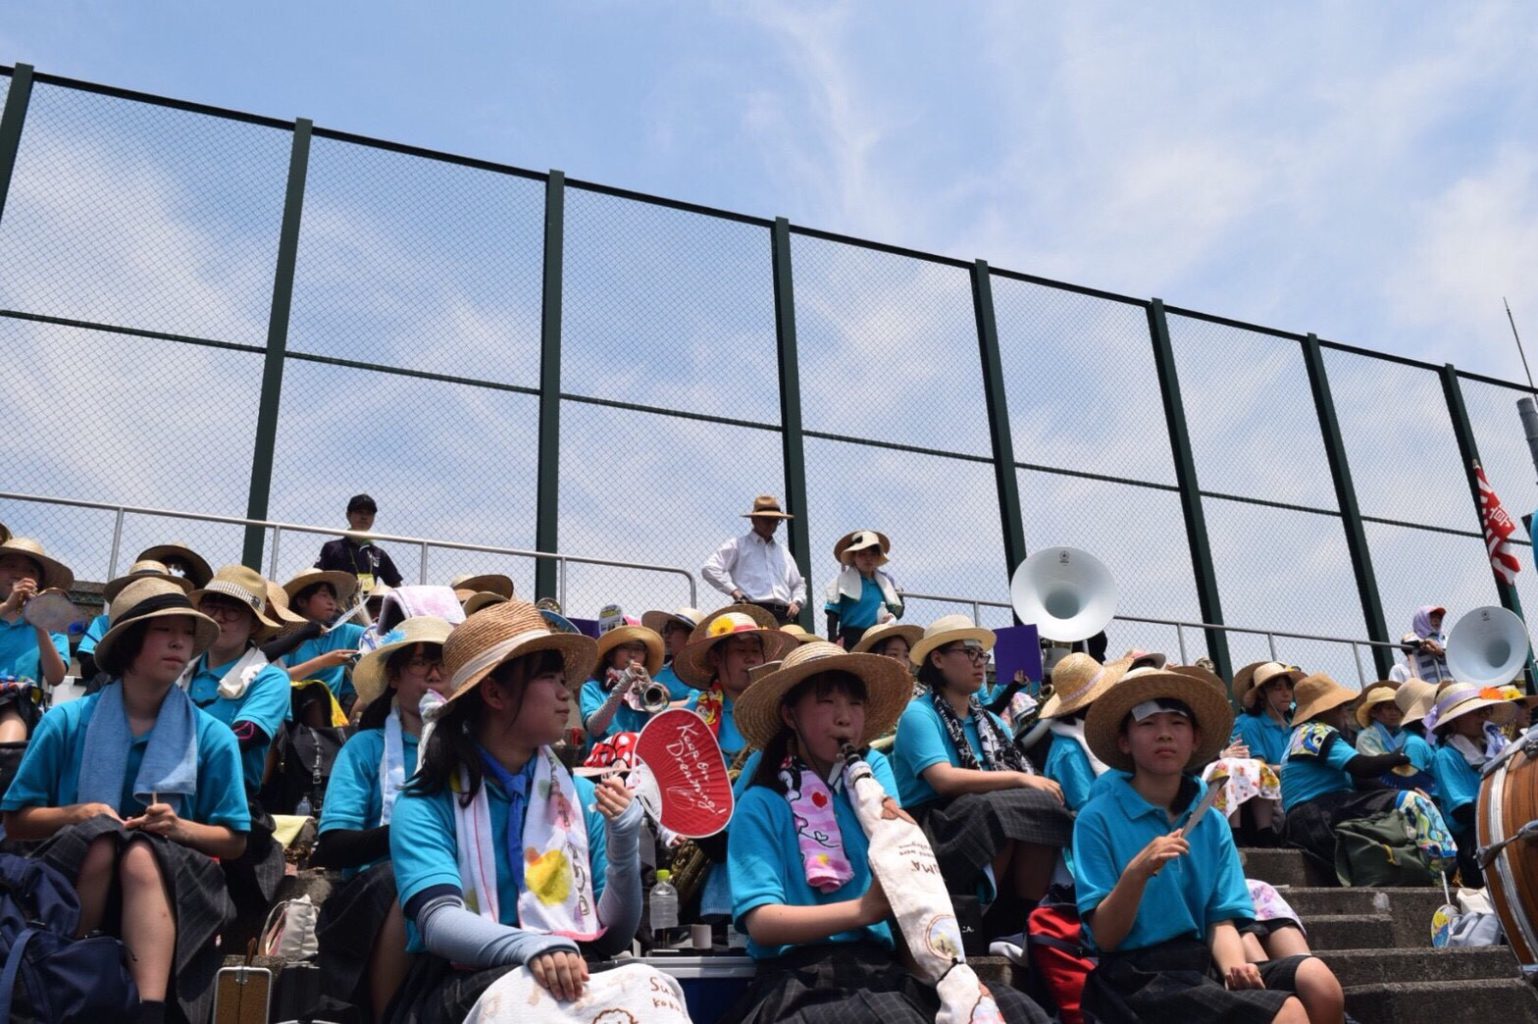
left=667, top=744, right=753, bottom=907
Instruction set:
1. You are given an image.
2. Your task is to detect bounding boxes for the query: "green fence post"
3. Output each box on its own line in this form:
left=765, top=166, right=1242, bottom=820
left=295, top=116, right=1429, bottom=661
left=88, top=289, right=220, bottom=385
left=771, top=218, right=813, bottom=626
left=1147, top=299, right=1232, bottom=680
left=1440, top=363, right=1536, bottom=691
left=1303, top=334, right=1394, bottom=677
left=0, top=63, right=35, bottom=228
left=971, top=260, right=1028, bottom=603
left=243, top=117, right=312, bottom=569
left=534, top=171, right=565, bottom=601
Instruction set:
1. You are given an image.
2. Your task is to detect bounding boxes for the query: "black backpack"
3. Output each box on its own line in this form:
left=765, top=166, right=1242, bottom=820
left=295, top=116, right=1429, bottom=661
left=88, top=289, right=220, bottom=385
left=262, top=722, right=346, bottom=816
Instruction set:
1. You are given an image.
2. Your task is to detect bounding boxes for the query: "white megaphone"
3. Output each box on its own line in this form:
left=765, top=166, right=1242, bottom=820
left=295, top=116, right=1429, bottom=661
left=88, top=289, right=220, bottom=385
left=1446, top=605, right=1531, bottom=686
left=1010, top=547, right=1118, bottom=644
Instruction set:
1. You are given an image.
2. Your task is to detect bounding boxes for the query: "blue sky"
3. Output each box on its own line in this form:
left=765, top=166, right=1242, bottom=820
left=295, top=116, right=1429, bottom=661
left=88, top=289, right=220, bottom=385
left=4, top=3, right=1538, bottom=683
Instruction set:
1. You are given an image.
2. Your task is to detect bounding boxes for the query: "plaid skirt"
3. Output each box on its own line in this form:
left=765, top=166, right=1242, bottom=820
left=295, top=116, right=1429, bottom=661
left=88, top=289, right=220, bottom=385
left=1081, top=938, right=1304, bottom=1024
left=386, top=955, right=520, bottom=1024
left=921, top=789, right=1074, bottom=897
left=1281, top=788, right=1399, bottom=867
left=36, top=814, right=234, bottom=1024
left=317, top=860, right=399, bottom=1007
left=724, top=941, right=1051, bottom=1024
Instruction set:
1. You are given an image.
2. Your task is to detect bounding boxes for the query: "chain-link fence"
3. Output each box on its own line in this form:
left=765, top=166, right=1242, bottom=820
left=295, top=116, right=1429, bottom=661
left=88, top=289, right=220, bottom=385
left=2, top=62, right=1535, bottom=692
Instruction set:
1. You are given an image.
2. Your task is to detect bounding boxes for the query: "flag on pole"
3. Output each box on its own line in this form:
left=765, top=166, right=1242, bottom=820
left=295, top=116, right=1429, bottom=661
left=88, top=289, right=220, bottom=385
left=1475, top=460, right=1522, bottom=584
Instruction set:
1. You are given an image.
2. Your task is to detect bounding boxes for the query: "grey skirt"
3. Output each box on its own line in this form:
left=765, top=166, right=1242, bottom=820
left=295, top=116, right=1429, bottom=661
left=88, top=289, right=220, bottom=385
left=921, top=788, right=1074, bottom=896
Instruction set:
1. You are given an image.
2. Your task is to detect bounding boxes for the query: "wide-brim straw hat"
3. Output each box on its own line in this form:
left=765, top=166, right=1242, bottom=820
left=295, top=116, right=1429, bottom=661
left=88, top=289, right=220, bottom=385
left=441, top=598, right=597, bottom=706
left=450, top=573, right=515, bottom=600
left=1355, top=681, right=1401, bottom=729
left=642, top=606, right=703, bottom=636
left=264, top=580, right=310, bottom=627
left=189, top=564, right=284, bottom=641
left=1084, top=664, right=1235, bottom=774
left=0, top=537, right=74, bottom=592
left=741, top=494, right=793, bottom=519
left=463, top=591, right=509, bottom=617
left=284, top=569, right=359, bottom=607
left=735, top=641, right=913, bottom=749
left=1039, top=652, right=1168, bottom=720
left=102, top=559, right=193, bottom=602
left=833, top=529, right=891, bottom=566
left=95, top=578, right=220, bottom=675
left=852, top=621, right=924, bottom=655
left=909, top=614, right=996, bottom=669
left=1426, top=682, right=1533, bottom=734
left=1395, top=678, right=1438, bottom=726
left=674, top=604, right=797, bottom=689
left=1232, top=660, right=1305, bottom=709
left=596, top=624, right=665, bottom=676
left=1291, top=673, right=1358, bottom=727
left=780, top=624, right=820, bottom=645
left=136, top=542, right=213, bottom=588
left=353, top=616, right=454, bottom=708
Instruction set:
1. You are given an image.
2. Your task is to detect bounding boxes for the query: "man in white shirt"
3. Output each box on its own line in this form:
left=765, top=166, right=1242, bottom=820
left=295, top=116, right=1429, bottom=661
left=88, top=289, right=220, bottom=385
left=701, top=495, right=807, bottom=625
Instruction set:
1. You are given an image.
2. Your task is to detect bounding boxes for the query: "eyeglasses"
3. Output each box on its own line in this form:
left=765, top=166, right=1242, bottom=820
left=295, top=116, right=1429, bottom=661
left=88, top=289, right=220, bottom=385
left=403, top=656, right=444, bottom=674
left=947, top=643, right=989, bottom=664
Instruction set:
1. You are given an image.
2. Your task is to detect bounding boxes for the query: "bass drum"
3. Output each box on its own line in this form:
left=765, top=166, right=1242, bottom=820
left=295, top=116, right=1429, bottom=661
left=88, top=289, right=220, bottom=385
left=1477, top=726, right=1538, bottom=969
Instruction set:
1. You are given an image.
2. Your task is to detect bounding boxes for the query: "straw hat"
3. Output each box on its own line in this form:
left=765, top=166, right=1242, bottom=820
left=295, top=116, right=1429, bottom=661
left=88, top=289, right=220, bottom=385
left=1395, top=678, right=1438, bottom=726
left=94, top=578, right=220, bottom=675
left=264, top=580, right=310, bottom=627
left=1232, top=661, right=1305, bottom=709
left=909, top=614, right=996, bottom=669
left=189, top=565, right=284, bottom=641
left=642, top=606, right=703, bottom=636
left=1355, top=681, right=1401, bottom=729
left=780, top=624, right=820, bottom=644
left=0, top=537, right=74, bottom=592
left=1425, top=682, right=1532, bottom=734
left=735, top=641, right=913, bottom=749
left=284, top=569, right=359, bottom=606
left=450, top=573, right=515, bottom=600
left=1084, top=663, right=1235, bottom=774
left=0, top=522, right=9, bottom=545
left=1039, top=654, right=1124, bottom=720
left=463, top=591, right=509, bottom=617
left=102, top=559, right=193, bottom=602
left=1290, top=673, right=1358, bottom=727
left=673, top=604, right=796, bottom=689
left=136, top=542, right=213, bottom=588
left=833, top=530, right=890, bottom=566
left=595, top=621, right=665, bottom=676
left=353, top=616, right=453, bottom=708
left=851, top=620, right=924, bottom=655
left=440, top=598, right=597, bottom=706
left=741, top=495, right=793, bottom=519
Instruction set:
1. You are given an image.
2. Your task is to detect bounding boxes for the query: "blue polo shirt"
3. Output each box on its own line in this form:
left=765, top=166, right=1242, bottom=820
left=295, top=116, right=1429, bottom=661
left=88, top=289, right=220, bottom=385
left=1403, top=732, right=1438, bottom=799
left=579, top=678, right=654, bottom=739
left=729, top=753, right=900, bottom=960
left=1230, top=711, right=1291, bottom=766
left=0, top=616, right=68, bottom=683
left=683, top=691, right=747, bottom=757
left=390, top=770, right=608, bottom=953
left=185, top=653, right=292, bottom=791
left=823, top=574, right=886, bottom=631
left=0, top=687, right=250, bottom=830
left=1073, top=773, right=1253, bottom=952
left=76, top=613, right=110, bottom=657
left=283, top=622, right=366, bottom=702
left=321, top=726, right=418, bottom=875
left=1279, top=722, right=1357, bottom=812
left=655, top=662, right=691, bottom=702
left=891, top=695, right=1013, bottom=809
left=1043, top=735, right=1098, bottom=812
left=1431, top=745, right=1481, bottom=822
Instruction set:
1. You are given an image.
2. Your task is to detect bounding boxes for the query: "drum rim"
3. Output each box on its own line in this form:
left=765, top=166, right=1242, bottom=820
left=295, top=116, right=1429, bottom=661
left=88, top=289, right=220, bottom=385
left=1481, top=756, right=1538, bottom=965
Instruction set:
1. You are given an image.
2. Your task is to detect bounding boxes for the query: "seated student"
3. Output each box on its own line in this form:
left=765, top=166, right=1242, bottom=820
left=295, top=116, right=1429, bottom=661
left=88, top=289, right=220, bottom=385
left=727, top=640, right=1049, bottom=1024
left=642, top=605, right=702, bottom=701
left=1036, top=652, right=1139, bottom=812
left=77, top=558, right=194, bottom=684
left=0, top=537, right=73, bottom=740
left=279, top=569, right=367, bottom=711
left=1406, top=605, right=1452, bottom=682
left=1231, top=662, right=1301, bottom=768
left=314, top=616, right=454, bottom=1023
left=1278, top=674, right=1446, bottom=870
left=852, top=621, right=924, bottom=701
left=891, top=615, right=1071, bottom=937
left=580, top=616, right=667, bottom=740
left=0, top=578, right=250, bottom=1024
left=1392, top=679, right=1439, bottom=797
left=386, top=600, right=648, bottom=1023
left=1352, top=681, right=1403, bottom=755
left=1074, top=663, right=1346, bottom=1024
left=138, top=542, right=215, bottom=591
left=824, top=530, right=904, bottom=650
left=1426, top=682, right=1532, bottom=887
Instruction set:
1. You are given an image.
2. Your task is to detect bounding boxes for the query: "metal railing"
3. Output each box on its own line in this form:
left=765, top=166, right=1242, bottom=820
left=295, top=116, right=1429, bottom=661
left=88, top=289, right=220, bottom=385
left=902, top=590, right=1402, bottom=686
left=0, top=491, right=698, bottom=609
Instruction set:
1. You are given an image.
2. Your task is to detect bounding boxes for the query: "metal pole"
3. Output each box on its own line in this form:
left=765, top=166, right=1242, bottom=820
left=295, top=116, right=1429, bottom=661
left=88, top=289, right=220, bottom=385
left=0, top=63, right=35, bottom=229
left=419, top=542, right=429, bottom=585
left=269, top=527, right=283, bottom=580
left=1351, top=642, right=1367, bottom=687
left=1266, top=633, right=1277, bottom=661
left=559, top=557, right=569, bottom=611
left=1175, top=624, right=1188, bottom=665
left=533, top=170, right=566, bottom=601
left=244, top=117, right=312, bottom=570
left=972, top=260, right=1028, bottom=600
left=107, top=508, right=126, bottom=581
left=771, top=218, right=813, bottom=628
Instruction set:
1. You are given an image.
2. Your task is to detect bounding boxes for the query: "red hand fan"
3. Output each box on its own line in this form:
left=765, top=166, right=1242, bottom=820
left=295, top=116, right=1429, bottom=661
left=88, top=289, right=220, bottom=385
left=631, top=708, right=735, bottom=839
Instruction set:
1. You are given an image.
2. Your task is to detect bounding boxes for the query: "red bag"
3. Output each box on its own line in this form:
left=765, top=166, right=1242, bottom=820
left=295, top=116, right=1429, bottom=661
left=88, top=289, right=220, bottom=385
left=1026, top=887, right=1096, bottom=1024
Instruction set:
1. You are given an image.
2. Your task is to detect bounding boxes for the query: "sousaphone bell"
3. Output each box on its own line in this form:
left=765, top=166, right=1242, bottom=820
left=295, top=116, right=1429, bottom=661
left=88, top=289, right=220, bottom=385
left=1446, top=605, right=1531, bottom=687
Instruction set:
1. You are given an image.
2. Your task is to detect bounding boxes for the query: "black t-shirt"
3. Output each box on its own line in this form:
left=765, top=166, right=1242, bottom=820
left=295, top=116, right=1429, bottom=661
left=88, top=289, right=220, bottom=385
left=315, top=536, right=404, bottom=588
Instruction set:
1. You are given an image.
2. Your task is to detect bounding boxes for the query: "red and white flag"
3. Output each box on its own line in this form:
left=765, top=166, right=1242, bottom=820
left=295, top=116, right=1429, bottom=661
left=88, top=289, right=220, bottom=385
left=1475, top=460, right=1522, bottom=584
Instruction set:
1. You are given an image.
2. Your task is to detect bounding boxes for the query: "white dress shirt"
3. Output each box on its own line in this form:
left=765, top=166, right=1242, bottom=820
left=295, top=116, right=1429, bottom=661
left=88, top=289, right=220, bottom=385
left=701, top=530, right=807, bottom=605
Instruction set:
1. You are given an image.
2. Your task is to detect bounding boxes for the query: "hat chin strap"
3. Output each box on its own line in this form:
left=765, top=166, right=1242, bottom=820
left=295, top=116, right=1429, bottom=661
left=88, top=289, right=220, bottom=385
left=449, top=628, right=556, bottom=692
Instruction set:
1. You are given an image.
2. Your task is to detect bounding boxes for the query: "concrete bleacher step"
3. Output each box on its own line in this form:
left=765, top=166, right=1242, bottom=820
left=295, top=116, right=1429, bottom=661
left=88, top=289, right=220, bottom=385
left=1345, top=979, right=1538, bottom=1024
left=1301, top=913, right=1399, bottom=951
left=1313, top=946, right=1524, bottom=987
left=1238, top=846, right=1337, bottom=888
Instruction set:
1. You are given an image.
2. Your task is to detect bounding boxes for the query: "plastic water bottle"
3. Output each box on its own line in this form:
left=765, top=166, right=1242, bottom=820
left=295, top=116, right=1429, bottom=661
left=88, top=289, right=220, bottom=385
left=650, top=868, right=679, bottom=948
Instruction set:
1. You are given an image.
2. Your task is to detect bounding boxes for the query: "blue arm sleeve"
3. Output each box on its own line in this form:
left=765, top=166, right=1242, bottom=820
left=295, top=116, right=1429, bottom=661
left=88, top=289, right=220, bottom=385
left=415, top=893, right=578, bottom=968
left=592, top=798, right=643, bottom=956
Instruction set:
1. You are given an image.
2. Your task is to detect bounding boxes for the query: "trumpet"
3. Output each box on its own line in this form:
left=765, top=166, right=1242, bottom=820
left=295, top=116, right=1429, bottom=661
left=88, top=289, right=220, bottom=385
left=610, top=664, right=670, bottom=714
